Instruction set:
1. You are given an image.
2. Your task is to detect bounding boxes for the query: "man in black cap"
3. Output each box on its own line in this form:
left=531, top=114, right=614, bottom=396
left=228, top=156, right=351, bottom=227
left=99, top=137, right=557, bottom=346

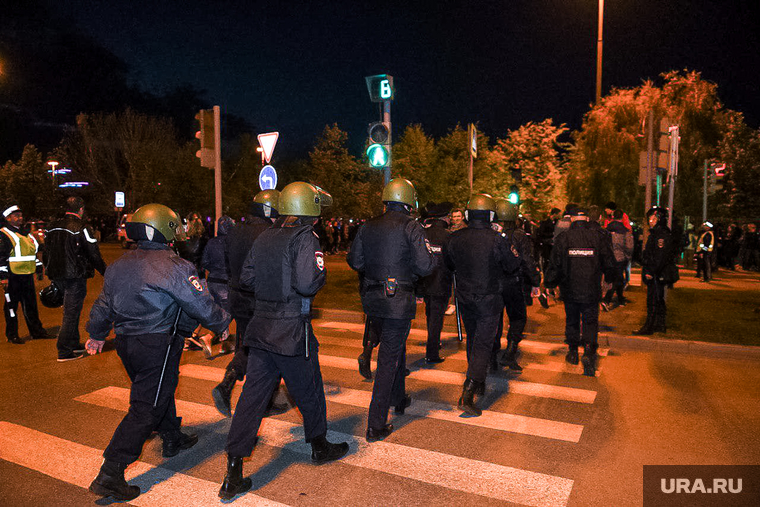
left=1, top=203, right=48, bottom=344
left=545, top=207, right=614, bottom=376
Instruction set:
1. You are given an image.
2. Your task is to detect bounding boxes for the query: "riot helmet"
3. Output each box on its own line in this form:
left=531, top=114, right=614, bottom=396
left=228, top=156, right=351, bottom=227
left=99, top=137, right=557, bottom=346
left=382, top=178, right=418, bottom=209
left=494, top=198, right=518, bottom=222
left=126, top=203, right=186, bottom=243
left=252, top=189, right=280, bottom=219
left=466, top=193, right=497, bottom=222
left=279, top=182, right=333, bottom=217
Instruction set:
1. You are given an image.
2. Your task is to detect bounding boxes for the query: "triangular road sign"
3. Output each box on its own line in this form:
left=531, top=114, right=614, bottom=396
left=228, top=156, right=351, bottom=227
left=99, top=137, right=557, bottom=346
left=257, top=132, right=279, bottom=164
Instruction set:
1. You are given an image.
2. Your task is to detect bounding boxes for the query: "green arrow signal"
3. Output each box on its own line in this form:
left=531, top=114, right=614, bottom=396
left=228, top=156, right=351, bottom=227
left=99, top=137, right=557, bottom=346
left=367, top=143, right=389, bottom=168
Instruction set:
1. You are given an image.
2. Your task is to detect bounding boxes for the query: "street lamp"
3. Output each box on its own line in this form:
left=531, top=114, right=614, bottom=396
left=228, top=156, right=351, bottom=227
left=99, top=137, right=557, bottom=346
left=595, top=0, right=604, bottom=104
left=47, top=161, right=59, bottom=187
left=256, top=146, right=265, bottom=166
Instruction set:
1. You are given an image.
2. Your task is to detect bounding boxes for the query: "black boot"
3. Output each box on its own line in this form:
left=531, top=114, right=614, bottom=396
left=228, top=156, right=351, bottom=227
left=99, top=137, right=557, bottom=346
left=89, top=460, right=140, bottom=501
left=633, top=320, right=655, bottom=335
left=501, top=341, right=523, bottom=371
left=357, top=352, right=372, bottom=380
left=565, top=347, right=579, bottom=365
left=366, top=424, right=394, bottom=442
left=458, top=378, right=482, bottom=417
left=219, top=455, right=252, bottom=500
left=310, top=434, right=349, bottom=464
left=653, top=312, right=667, bottom=333
left=161, top=430, right=198, bottom=458
left=6, top=335, right=24, bottom=344
left=394, top=394, right=412, bottom=414
left=581, top=350, right=597, bottom=377
left=212, top=368, right=238, bottom=417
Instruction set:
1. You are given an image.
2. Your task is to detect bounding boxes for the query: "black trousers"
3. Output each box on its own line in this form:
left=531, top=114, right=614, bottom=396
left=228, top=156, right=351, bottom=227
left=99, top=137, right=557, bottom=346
left=645, top=278, right=667, bottom=327
left=493, top=282, right=527, bottom=354
left=103, top=333, right=183, bottom=464
left=226, top=289, right=253, bottom=379
left=604, top=260, right=628, bottom=303
left=563, top=301, right=599, bottom=355
left=367, top=317, right=411, bottom=430
left=460, top=303, right=502, bottom=383
left=226, top=341, right=327, bottom=457
left=423, top=295, right=449, bottom=359
left=696, top=251, right=712, bottom=281
left=57, top=278, right=87, bottom=357
left=3, top=273, right=45, bottom=340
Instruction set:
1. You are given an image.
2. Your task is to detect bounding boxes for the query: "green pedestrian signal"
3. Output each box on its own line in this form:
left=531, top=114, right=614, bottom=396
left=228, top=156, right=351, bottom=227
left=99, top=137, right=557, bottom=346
left=367, top=144, right=389, bottom=168
left=508, top=185, right=520, bottom=204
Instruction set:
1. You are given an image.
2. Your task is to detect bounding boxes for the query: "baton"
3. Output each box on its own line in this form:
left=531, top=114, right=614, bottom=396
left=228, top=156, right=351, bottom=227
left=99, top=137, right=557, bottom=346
left=453, top=274, right=463, bottom=342
left=154, top=307, right=183, bottom=408
left=362, top=316, right=372, bottom=348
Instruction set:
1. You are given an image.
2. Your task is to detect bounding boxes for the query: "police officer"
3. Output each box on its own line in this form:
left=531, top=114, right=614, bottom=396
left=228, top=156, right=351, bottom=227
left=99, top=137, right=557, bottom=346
left=1, top=203, right=47, bottom=344
left=416, top=202, right=453, bottom=363
left=221, top=182, right=348, bottom=500
left=696, top=221, right=715, bottom=282
left=85, top=204, right=231, bottom=502
left=347, top=178, right=434, bottom=440
left=544, top=207, right=614, bottom=376
left=493, top=199, right=541, bottom=372
left=634, top=207, right=677, bottom=335
left=212, top=190, right=280, bottom=417
left=444, top=194, right=520, bottom=416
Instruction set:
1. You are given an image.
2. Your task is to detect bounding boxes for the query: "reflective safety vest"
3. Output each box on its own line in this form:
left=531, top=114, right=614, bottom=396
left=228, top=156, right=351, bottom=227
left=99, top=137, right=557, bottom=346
left=697, top=231, right=714, bottom=253
left=1, top=227, right=39, bottom=275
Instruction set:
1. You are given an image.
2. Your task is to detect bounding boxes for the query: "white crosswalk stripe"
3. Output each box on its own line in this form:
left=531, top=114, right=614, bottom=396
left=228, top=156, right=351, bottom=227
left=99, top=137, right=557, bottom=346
left=0, top=421, right=287, bottom=507
left=74, top=387, right=574, bottom=507
left=179, top=364, right=585, bottom=442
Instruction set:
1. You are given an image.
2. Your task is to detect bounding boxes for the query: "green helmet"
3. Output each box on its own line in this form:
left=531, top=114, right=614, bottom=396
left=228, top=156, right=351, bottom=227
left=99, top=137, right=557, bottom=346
left=279, top=182, right=333, bottom=217
left=382, top=178, right=418, bottom=208
left=253, top=189, right=280, bottom=210
left=127, top=203, right=185, bottom=243
left=495, top=198, right=518, bottom=222
left=466, top=193, right=496, bottom=212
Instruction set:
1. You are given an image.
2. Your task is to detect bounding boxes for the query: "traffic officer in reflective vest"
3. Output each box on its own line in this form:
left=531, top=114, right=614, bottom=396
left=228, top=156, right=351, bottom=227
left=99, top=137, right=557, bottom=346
left=212, top=189, right=281, bottom=417
left=347, top=178, right=434, bottom=441
left=444, top=194, right=520, bottom=416
left=85, top=204, right=231, bottom=502
left=221, top=182, right=348, bottom=500
left=1, top=203, right=47, bottom=344
left=696, top=221, right=715, bottom=282
left=544, top=207, right=614, bottom=376
left=493, top=198, right=541, bottom=372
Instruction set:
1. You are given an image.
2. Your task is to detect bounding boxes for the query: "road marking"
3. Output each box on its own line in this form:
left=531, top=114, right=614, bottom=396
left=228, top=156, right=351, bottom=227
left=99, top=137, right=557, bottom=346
left=75, top=388, right=574, bottom=507
left=179, top=364, right=584, bottom=443
left=315, top=321, right=608, bottom=357
left=0, top=421, right=287, bottom=507
left=314, top=354, right=597, bottom=404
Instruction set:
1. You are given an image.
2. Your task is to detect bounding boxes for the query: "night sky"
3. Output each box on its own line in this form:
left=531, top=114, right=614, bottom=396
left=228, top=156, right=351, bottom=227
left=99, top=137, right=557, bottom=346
left=46, top=0, right=760, bottom=155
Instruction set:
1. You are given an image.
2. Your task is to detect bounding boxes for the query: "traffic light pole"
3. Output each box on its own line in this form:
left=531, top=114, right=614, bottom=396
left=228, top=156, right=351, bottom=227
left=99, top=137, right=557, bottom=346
left=702, top=159, right=708, bottom=224
left=213, top=105, right=222, bottom=235
left=644, top=110, right=654, bottom=241
left=666, top=125, right=679, bottom=228
left=383, top=100, right=391, bottom=185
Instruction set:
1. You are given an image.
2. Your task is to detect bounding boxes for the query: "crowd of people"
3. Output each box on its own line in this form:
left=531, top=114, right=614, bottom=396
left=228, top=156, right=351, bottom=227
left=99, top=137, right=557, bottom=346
left=1, top=182, right=758, bottom=502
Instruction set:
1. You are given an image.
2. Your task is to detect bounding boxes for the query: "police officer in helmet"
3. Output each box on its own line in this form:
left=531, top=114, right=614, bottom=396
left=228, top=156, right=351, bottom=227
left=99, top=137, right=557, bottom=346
left=86, top=204, right=231, bottom=502
left=212, top=189, right=283, bottom=417
left=444, top=194, right=520, bottom=416
left=347, top=178, right=434, bottom=441
left=221, top=182, right=348, bottom=500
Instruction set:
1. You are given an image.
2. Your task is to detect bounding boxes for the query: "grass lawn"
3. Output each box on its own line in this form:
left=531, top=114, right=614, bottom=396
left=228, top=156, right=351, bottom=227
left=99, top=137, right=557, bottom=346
left=667, top=288, right=760, bottom=346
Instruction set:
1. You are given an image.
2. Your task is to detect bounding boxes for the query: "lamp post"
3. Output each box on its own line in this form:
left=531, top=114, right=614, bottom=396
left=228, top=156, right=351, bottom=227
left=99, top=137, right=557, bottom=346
left=47, top=161, right=59, bottom=188
left=256, top=146, right=265, bottom=167
left=595, top=0, right=604, bottom=104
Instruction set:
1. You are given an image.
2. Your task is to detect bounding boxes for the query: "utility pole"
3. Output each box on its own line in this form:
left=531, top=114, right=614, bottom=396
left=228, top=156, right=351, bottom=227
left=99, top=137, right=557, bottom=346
left=383, top=99, right=392, bottom=185
left=666, top=125, right=679, bottom=228
left=213, top=105, right=222, bottom=234
left=644, top=110, right=654, bottom=239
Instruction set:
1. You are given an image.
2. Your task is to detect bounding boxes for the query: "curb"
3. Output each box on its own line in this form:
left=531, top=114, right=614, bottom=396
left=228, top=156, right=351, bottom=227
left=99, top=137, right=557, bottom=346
left=313, top=307, right=760, bottom=361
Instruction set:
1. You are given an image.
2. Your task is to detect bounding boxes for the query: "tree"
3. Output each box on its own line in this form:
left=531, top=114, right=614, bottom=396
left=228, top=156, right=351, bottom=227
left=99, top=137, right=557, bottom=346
left=392, top=125, right=437, bottom=204
left=0, top=144, right=61, bottom=219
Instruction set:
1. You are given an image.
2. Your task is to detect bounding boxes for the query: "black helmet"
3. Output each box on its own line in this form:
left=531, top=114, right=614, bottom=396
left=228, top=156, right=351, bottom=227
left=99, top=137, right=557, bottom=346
left=646, top=206, right=668, bottom=225
left=39, top=282, right=64, bottom=308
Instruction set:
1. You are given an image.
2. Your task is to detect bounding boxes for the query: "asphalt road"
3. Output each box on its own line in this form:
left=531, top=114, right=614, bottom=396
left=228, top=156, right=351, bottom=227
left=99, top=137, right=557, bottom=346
left=1, top=244, right=759, bottom=506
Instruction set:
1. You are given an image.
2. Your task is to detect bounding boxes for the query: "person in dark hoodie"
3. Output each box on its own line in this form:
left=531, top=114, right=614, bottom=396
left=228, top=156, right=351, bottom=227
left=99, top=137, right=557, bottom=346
left=602, top=209, right=633, bottom=310
left=200, top=215, right=235, bottom=353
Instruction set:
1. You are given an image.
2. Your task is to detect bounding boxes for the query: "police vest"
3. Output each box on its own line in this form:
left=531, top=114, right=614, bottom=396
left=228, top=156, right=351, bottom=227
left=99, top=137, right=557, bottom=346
left=698, top=231, right=714, bottom=252
left=448, top=226, right=501, bottom=295
left=360, top=212, right=415, bottom=284
left=2, top=228, right=39, bottom=275
left=253, top=225, right=310, bottom=316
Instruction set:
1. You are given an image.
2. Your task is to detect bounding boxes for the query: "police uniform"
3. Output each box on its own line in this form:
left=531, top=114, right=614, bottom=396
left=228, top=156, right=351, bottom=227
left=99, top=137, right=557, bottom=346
left=1, top=204, right=46, bottom=343
left=445, top=209, right=520, bottom=414
left=86, top=203, right=230, bottom=502
left=221, top=183, right=346, bottom=501
left=696, top=225, right=714, bottom=282
left=347, top=196, right=434, bottom=438
left=544, top=211, right=614, bottom=376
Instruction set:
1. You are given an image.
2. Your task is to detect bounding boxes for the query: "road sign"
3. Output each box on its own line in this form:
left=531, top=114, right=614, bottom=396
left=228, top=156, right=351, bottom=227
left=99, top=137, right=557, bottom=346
left=114, top=192, right=125, bottom=208
left=259, top=165, right=277, bottom=190
left=257, top=132, right=279, bottom=164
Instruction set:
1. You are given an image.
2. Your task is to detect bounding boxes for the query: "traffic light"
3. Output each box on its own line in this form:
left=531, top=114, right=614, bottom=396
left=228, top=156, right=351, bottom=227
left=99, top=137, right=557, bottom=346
left=365, top=75, right=394, bottom=102
left=195, top=109, right=215, bottom=168
left=656, top=117, right=671, bottom=174
left=712, top=163, right=726, bottom=192
left=367, top=121, right=391, bottom=168
left=508, top=185, right=520, bottom=204
left=510, top=167, right=522, bottom=184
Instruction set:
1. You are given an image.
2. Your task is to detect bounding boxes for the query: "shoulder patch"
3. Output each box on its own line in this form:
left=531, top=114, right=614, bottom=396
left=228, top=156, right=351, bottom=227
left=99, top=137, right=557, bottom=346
left=188, top=275, right=203, bottom=292
left=511, top=245, right=520, bottom=258
left=315, top=251, right=325, bottom=271
left=568, top=248, right=595, bottom=257
left=657, top=238, right=665, bottom=248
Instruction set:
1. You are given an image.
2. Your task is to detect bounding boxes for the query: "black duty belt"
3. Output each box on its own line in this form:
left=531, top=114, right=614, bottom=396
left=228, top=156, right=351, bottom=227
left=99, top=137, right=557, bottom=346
left=364, top=279, right=414, bottom=291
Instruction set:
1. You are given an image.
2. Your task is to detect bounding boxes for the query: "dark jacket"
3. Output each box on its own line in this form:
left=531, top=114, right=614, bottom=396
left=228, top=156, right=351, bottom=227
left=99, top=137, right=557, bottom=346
left=503, top=225, right=541, bottom=287
left=225, top=216, right=273, bottom=292
left=86, top=242, right=230, bottom=339
left=444, top=220, right=521, bottom=315
left=44, top=212, right=106, bottom=280
left=544, top=220, right=615, bottom=304
left=642, top=223, right=676, bottom=280
left=347, top=206, right=434, bottom=320
left=240, top=217, right=325, bottom=356
left=201, top=218, right=234, bottom=283
left=175, top=235, right=207, bottom=277
left=416, top=218, right=453, bottom=297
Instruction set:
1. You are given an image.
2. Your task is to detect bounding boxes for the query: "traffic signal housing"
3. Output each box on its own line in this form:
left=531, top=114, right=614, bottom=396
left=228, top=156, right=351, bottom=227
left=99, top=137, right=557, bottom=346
left=195, top=109, right=215, bottom=168
left=367, top=121, right=391, bottom=168
left=710, top=163, right=726, bottom=193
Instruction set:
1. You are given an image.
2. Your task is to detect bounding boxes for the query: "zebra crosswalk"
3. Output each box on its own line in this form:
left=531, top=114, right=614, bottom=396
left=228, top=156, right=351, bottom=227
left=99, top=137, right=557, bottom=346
left=0, top=317, right=605, bottom=507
